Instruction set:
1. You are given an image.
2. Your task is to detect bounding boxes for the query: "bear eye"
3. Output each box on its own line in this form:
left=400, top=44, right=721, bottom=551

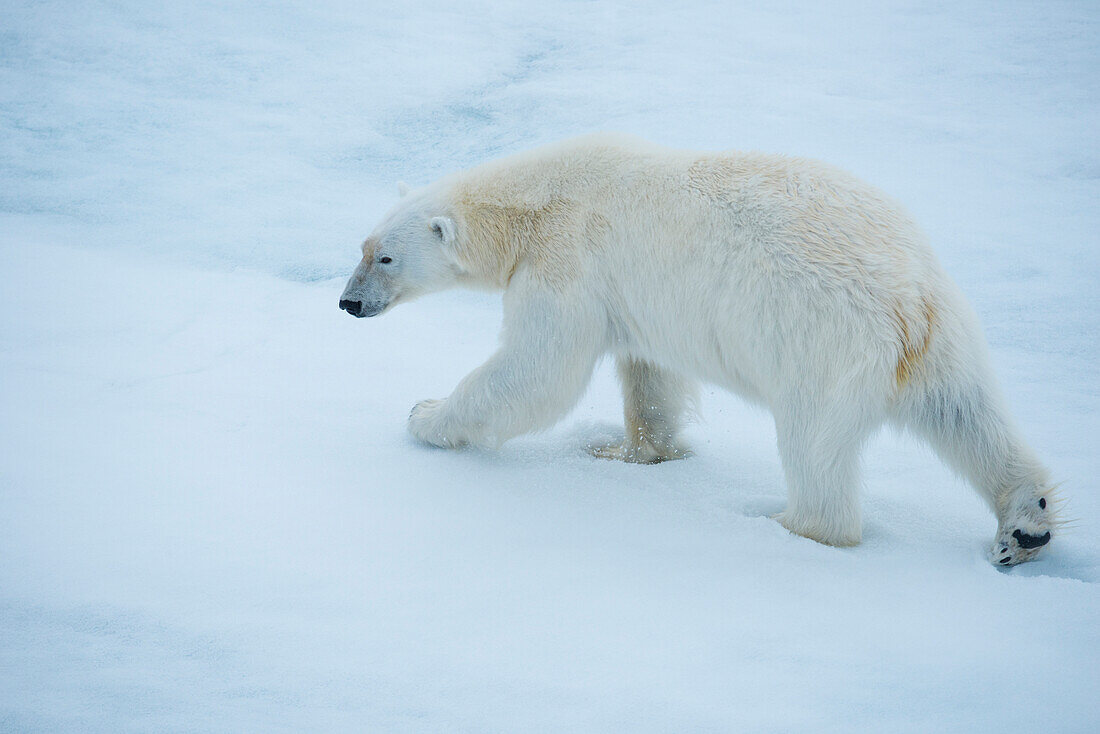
left=379, top=256, right=393, bottom=264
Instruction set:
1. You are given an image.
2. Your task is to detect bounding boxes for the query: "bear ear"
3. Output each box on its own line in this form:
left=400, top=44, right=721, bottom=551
left=430, top=216, right=457, bottom=245
left=396, top=181, right=410, bottom=198
left=431, top=216, right=463, bottom=268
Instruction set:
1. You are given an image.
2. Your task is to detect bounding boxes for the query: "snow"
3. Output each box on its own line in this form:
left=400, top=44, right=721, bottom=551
left=2, top=0, right=1098, bottom=731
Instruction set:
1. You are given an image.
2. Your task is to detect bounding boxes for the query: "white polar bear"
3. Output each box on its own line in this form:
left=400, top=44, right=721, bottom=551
left=339, top=133, right=1060, bottom=565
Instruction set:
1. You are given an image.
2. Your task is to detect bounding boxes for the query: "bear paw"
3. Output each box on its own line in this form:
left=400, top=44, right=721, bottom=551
left=408, top=399, right=467, bottom=449
left=991, top=528, right=1051, bottom=566
left=774, top=510, right=862, bottom=548
left=587, top=437, right=690, bottom=465
left=990, top=493, right=1055, bottom=566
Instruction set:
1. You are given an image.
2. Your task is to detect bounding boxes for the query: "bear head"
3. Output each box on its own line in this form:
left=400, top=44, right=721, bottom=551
left=339, top=188, right=465, bottom=318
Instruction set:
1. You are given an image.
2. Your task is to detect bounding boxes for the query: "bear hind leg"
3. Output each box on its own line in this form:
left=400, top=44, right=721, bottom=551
left=773, top=402, right=871, bottom=547
left=897, top=379, right=1058, bottom=565
left=590, top=357, right=696, bottom=464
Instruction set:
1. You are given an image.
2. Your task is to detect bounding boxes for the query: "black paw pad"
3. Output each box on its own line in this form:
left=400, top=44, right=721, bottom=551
left=1039, top=497, right=1047, bottom=509
left=1012, top=529, right=1051, bottom=549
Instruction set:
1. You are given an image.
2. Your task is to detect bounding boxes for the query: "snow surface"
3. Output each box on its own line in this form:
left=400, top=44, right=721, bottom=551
left=2, top=1, right=1099, bottom=731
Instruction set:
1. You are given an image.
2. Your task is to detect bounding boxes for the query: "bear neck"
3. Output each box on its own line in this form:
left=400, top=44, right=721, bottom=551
left=453, top=201, right=530, bottom=289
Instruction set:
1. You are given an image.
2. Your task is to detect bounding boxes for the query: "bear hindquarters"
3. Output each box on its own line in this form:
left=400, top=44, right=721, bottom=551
left=590, top=357, right=696, bottom=464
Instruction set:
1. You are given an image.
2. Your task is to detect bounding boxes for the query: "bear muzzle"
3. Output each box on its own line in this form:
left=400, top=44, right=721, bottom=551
left=339, top=299, right=387, bottom=318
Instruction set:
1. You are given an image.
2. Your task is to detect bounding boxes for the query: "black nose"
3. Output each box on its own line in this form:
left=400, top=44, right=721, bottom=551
left=340, top=299, right=362, bottom=316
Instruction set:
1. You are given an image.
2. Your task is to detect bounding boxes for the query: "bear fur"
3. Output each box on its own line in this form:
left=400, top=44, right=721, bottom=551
left=340, top=133, right=1059, bottom=564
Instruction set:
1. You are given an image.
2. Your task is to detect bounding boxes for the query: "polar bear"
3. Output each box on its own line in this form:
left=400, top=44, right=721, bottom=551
left=339, top=133, right=1059, bottom=565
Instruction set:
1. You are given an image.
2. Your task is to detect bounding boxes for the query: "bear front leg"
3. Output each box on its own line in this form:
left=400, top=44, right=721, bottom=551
left=408, top=398, right=469, bottom=448
left=589, top=356, right=696, bottom=464
left=408, top=285, right=604, bottom=449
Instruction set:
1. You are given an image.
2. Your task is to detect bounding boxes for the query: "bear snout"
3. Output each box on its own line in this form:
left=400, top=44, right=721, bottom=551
left=340, top=298, right=388, bottom=318
left=339, top=299, right=363, bottom=317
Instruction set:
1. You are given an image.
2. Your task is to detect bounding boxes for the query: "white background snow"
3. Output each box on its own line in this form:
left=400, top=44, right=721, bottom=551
left=2, top=1, right=1098, bottom=731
